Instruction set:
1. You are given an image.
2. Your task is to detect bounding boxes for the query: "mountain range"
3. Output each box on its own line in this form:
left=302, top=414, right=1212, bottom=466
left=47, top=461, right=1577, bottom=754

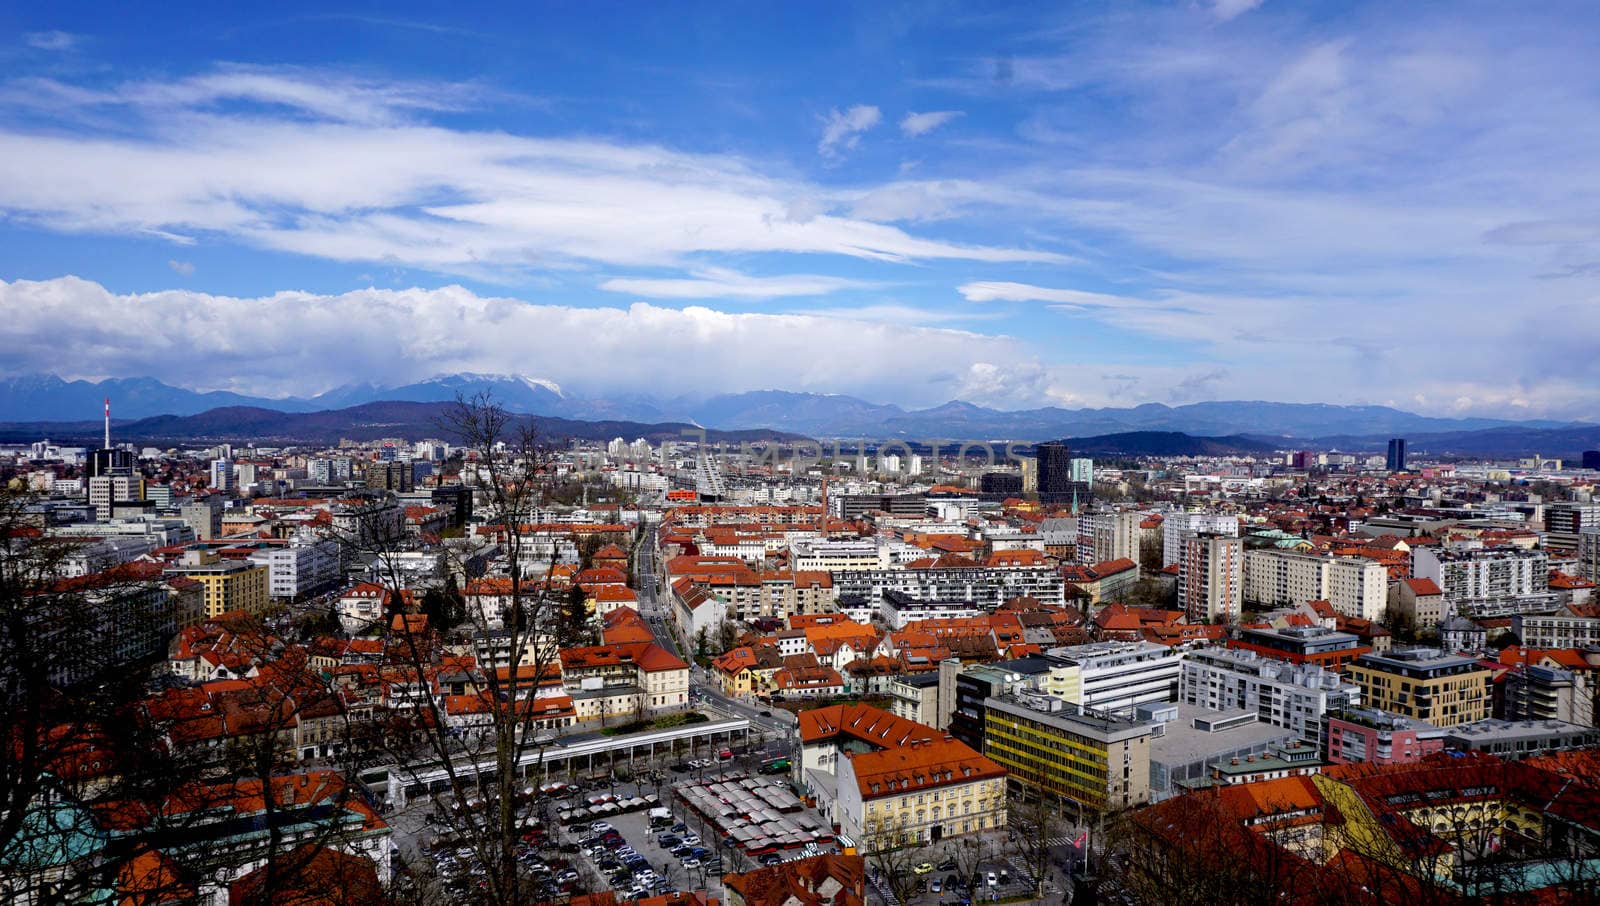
left=0, top=400, right=796, bottom=447
left=0, top=372, right=1593, bottom=454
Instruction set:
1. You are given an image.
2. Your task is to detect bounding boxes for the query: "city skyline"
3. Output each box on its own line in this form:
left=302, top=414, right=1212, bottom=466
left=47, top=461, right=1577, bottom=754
left=2, top=2, right=1599, bottom=417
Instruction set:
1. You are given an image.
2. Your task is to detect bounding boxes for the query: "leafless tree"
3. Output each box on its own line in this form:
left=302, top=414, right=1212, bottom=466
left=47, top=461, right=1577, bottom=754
left=347, top=393, right=575, bottom=906
left=861, top=814, right=924, bottom=906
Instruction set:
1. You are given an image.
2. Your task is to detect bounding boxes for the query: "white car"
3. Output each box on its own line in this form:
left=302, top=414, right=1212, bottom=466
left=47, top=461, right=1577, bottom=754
left=986, top=872, right=998, bottom=888
left=590, top=822, right=613, bottom=833
left=680, top=833, right=700, bottom=845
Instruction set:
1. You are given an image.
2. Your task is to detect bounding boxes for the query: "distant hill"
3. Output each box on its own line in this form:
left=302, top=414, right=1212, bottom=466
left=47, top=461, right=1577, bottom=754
left=0, top=401, right=802, bottom=446
left=1055, top=431, right=1280, bottom=457
left=0, top=373, right=1587, bottom=446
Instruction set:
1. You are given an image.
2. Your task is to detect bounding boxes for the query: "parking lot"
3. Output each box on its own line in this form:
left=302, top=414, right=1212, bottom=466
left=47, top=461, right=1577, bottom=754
left=557, top=782, right=729, bottom=901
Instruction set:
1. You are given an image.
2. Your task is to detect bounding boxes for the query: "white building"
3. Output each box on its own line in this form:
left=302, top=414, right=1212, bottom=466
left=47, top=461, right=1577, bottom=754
left=1046, top=640, right=1183, bottom=715
left=1077, top=510, right=1141, bottom=564
left=210, top=458, right=233, bottom=494
left=1413, top=544, right=1554, bottom=616
left=1179, top=533, right=1242, bottom=623
left=1162, top=511, right=1240, bottom=567
left=1244, top=550, right=1389, bottom=621
left=1180, top=647, right=1361, bottom=747
left=248, top=536, right=342, bottom=601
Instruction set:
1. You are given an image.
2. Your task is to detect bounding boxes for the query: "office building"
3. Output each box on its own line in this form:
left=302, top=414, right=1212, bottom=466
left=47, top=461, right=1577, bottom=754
left=983, top=690, right=1155, bottom=812
left=1047, top=640, right=1183, bottom=715
left=88, top=474, right=142, bottom=521
left=180, top=499, right=223, bottom=541
left=1386, top=438, right=1407, bottom=472
left=365, top=460, right=414, bottom=493
left=1228, top=625, right=1369, bottom=673
left=833, top=494, right=927, bottom=520
left=947, top=658, right=1054, bottom=751
left=1143, top=704, right=1299, bottom=801
left=1178, top=532, right=1242, bottom=623
left=209, top=458, right=233, bottom=494
left=1180, top=647, right=1361, bottom=746
left=1322, top=706, right=1446, bottom=765
left=1036, top=441, right=1090, bottom=504
left=1069, top=457, right=1094, bottom=484
left=1346, top=648, right=1492, bottom=727
left=979, top=472, right=1023, bottom=496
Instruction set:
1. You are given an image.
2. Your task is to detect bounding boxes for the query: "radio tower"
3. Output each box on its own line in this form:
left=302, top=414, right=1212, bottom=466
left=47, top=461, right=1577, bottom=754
left=104, top=397, right=111, bottom=450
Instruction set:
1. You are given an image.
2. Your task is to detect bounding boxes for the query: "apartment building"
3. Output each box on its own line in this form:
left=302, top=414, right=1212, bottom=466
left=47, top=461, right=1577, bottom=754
left=1346, top=648, right=1493, bottom=727
left=1162, top=511, right=1239, bottom=567
left=1178, top=533, right=1242, bottom=623
left=983, top=691, right=1155, bottom=812
left=1180, top=647, right=1361, bottom=746
left=832, top=566, right=1064, bottom=609
left=1076, top=510, right=1141, bottom=565
left=164, top=550, right=270, bottom=618
left=559, top=641, right=690, bottom=719
left=1412, top=545, right=1555, bottom=616
left=1515, top=606, right=1600, bottom=649
left=1244, top=550, right=1388, bottom=621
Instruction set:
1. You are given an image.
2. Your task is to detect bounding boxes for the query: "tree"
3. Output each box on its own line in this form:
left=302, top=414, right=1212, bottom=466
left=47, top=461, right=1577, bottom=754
left=331, top=392, right=573, bottom=906
left=862, top=815, right=924, bottom=906
left=1006, top=789, right=1070, bottom=899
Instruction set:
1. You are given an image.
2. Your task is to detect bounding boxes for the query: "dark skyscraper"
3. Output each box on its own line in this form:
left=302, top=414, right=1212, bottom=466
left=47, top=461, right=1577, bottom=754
left=1036, top=442, right=1071, bottom=492
left=1386, top=438, right=1407, bottom=472
left=1035, top=441, right=1089, bottom=504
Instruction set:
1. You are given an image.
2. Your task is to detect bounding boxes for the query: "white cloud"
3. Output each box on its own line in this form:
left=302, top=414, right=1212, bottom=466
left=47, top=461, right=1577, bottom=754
left=598, top=267, right=872, bottom=300
left=0, top=75, right=1060, bottom=274
left=818, top=104, right=881, bottom=157
left=0, top=276, right=1033, bottom=406
left=23, top=31, right=78, bottom=51
left=959, top=281, right=1142, bottom=308
left=166, top=259, right=195, bottom=276
left=899, top=110, right=963, bottom=137
left=1208, top=0, right=1265, bottom=22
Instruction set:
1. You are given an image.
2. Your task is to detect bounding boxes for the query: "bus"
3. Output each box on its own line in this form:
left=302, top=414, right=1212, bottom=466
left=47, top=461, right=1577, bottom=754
left=758, top=758, right=791, bottom=775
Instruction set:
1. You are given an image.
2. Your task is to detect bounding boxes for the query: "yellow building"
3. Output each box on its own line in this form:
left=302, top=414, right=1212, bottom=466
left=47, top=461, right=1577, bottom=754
left=838, top=736, right=1007, bottom=848
left=166, top=551, right=270, bottom=618
left=983, top=692, right=1154, bottom=812
left=1346, top=648, right=1491, bottom=727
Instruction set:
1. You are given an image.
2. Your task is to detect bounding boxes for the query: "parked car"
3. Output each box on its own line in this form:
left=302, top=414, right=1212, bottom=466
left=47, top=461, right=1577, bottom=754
left=930, top=879, right=943, bottom=894
left=914, top=863, right=934, bottom=875
left=682, top=858, right=701, bottom=869
left=986, top=872, right=998, bottom=888
left=681, top=833, right=701, bottom=845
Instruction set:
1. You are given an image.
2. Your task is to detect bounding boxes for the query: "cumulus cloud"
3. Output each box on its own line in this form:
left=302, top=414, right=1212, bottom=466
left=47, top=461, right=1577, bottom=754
left=0, top=276, right=1031, bottom=405
left=598, top=267, right=873, bottom=300
left=818, top=104, right=881, bottom=157
left=899, top=110, right=963, bottom=137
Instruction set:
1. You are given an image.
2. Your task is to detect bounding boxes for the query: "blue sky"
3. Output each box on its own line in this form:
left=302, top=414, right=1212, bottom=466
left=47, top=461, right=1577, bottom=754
left=1, top=1, right=1598, bottom=417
